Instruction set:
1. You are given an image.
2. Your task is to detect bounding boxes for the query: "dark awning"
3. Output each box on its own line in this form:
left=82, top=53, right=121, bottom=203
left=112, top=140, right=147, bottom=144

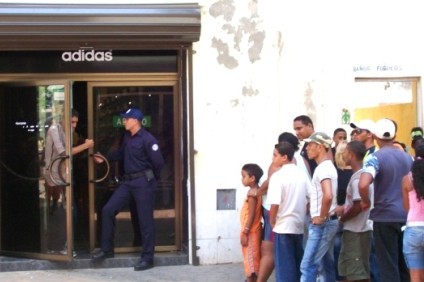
left=0, top=3, right=201, bottom=50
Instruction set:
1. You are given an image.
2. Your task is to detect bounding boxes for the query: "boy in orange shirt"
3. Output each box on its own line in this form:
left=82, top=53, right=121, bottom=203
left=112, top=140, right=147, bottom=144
left=240, top=163, right=264, bottom=282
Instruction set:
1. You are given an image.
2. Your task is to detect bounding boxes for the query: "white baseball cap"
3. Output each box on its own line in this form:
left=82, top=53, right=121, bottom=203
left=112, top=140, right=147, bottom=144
left=374, top=118, right=396, bottom=140
left=350, top=119, right=375, bottom=133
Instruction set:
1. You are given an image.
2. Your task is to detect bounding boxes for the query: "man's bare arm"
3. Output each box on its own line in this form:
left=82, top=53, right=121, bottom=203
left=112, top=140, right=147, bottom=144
left=358, top=172, right=373, bottom=210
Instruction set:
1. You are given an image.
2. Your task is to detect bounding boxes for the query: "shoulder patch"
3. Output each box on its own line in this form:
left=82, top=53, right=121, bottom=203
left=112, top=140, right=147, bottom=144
left=152, top=144, right=159, bottom=151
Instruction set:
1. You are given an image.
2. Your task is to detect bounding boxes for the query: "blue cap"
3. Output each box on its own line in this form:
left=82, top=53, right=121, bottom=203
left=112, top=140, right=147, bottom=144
left=120, top=108, right=144, bottom=120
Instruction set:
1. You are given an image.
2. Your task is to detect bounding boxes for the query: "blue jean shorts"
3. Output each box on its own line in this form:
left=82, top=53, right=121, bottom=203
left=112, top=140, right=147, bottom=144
left=403, top=226, right=424, bottom=269
left=262, top=208, right=274, bottom=242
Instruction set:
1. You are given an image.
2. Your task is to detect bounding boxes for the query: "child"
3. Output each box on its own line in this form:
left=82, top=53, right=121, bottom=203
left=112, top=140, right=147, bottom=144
left=267, top=141, right=310, bottom=282
left=240, top=163, right=264, bottom=282
left=338, top=141, right=373, bottom=282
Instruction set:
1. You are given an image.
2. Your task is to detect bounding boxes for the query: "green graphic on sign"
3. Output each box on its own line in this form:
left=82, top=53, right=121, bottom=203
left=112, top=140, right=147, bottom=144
left=113, top=115, right=151, bottom=128
left=341, top=108, right=351, bottom=125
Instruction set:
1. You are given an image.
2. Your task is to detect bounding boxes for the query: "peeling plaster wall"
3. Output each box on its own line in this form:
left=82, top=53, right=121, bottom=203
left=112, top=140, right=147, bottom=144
left=192, top=0, right=282, bottom=264
left=192, top=0, right=424, bottom=264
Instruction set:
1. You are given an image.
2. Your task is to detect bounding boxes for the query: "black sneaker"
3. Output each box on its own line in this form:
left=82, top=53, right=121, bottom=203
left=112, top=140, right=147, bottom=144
left=133, top=260, right=154, bottom=271
left=91, top=250, right=114, bottom=260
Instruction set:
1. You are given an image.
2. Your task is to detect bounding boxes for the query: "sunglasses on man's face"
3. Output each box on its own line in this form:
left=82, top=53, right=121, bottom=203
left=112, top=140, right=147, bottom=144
left=352, top=128, right=369, bottom=135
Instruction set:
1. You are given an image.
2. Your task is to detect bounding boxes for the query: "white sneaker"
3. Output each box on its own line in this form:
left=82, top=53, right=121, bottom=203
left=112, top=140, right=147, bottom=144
left=60, top=249, right=77, bottom=257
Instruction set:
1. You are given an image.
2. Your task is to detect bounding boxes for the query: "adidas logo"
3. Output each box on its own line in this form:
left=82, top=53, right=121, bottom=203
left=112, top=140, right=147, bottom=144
left=62, top=50, right=113, bottom=62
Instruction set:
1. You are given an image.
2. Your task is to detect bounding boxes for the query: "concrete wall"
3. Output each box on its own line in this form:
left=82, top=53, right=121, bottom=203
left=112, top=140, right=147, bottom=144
left=192, top=0, right=424, bottom=264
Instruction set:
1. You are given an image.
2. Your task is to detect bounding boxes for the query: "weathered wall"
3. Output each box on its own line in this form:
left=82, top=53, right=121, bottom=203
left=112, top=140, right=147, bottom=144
left=192, top=0, right=424, bottom=264
left=192, top=0, right=280, bottom=264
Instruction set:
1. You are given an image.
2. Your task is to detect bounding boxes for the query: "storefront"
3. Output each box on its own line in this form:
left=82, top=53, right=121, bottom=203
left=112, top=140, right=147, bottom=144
left=0, top=3, right=200, bottom=263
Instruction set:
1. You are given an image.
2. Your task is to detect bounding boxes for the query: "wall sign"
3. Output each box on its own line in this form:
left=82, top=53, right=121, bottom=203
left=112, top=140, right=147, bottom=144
left=61, top=50, right=113, bottom=62
left=113, top=115, right=151, bottom=128
left=0, top=50, right=177, bottom=73
left=353, top=64, right=403, bottom=72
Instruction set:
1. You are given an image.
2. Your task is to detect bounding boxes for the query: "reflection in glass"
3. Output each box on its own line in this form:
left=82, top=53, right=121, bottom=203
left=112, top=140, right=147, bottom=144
left=0, top=84, right=69, bottom=256
left=92, top=86, right=175, bottom=248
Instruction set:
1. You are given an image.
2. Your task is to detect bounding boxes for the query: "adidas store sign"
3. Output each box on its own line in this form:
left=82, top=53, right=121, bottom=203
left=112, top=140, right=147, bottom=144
left=62, top=50, right=113, bottom=62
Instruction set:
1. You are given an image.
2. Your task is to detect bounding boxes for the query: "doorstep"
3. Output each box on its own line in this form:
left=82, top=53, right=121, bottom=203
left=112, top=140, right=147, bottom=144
left=0, top=251, right=188, bottom=272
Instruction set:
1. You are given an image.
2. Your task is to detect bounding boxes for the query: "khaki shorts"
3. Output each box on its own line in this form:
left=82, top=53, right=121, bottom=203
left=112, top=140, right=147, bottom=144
left=338, top=230, right=372, bottom=281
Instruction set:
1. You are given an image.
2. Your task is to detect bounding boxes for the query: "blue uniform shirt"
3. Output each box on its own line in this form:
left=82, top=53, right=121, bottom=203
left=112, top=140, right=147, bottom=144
left=108, top=128, right=164, bottom=179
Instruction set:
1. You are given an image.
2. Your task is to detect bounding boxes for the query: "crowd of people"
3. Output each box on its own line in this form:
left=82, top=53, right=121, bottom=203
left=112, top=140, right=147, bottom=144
left=239, top=115, right=424, bottom=282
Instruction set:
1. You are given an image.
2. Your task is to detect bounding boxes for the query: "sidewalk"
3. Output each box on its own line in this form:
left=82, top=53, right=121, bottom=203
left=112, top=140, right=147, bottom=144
left=0, top=263, right=276, bottom=282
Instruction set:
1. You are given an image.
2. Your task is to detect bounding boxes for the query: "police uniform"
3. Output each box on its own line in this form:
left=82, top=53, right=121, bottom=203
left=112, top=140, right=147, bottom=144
left=98, top=113, right=164, bottom=267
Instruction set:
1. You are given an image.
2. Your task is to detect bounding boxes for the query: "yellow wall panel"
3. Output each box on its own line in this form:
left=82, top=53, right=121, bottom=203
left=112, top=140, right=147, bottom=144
left=354, top=80, right=417, bottom=153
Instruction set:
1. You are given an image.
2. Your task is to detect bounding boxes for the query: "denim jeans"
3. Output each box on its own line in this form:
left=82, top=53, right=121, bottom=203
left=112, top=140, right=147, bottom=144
left=373, top=222, right=410, bottom=282
left=333, top=225, right=343, bottom=281
left=262, top=207, right=275, bottom=242
left=274, top=233, right=304, bottom=282
left=403, top=226, right=424, bottom=269
left=300, top=219, right=339, bottom=282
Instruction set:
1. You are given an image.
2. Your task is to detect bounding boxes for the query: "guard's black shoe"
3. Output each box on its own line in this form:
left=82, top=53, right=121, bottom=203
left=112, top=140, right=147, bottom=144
left=133, top=260, right=154, bottom=271
left=91, top=250, right=114, bottom=260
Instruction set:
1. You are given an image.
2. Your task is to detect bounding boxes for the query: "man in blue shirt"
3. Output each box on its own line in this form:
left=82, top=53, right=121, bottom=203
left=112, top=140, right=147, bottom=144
left=92, top=108, right=164, bottom=271
left=359, top=118, right=412, bottom=282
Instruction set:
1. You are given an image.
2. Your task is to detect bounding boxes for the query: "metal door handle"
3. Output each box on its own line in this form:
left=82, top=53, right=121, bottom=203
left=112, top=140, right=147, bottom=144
left=47, top=155, right=69, bottom=186
left=90, top=153, right=110, bottom=183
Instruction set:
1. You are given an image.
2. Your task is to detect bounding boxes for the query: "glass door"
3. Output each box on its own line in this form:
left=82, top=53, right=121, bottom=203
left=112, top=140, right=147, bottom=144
left=0, top=81, right=74, bottom=261
left=88, top=81, right=181, bottom=253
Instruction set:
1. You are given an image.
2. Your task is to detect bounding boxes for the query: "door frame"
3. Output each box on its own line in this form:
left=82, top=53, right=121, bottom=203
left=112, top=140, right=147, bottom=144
left=354, top=77, right=419, bottom=154
left=0, top=73, right=183, bottom=260
left=0, top=80, right=74, bottom=261
left=86, top=78, right=182, bottom=253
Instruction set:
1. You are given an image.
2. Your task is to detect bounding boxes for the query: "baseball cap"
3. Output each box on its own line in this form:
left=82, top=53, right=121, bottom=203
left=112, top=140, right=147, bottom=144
left=411, top=127, right=423, bottom=140
left=304, top=132, right=333, bottom=148
left=374, top=118, right=396, bottom=140
left=350, top=119, right=375, bottom=133
left=120, top=108, right=144, bottom=120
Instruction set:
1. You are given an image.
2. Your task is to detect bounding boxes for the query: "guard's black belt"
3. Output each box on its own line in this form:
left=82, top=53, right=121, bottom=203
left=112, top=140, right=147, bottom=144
left=122, top=170, right=148, bottom=181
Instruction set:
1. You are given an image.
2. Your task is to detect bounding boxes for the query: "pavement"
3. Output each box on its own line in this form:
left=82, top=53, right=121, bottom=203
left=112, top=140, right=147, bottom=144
left=0, top=263, right=277, bottom=282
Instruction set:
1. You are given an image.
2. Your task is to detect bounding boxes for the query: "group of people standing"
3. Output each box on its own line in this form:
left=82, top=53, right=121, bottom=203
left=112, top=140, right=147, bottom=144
left=240, top=115, right=424, bottom=282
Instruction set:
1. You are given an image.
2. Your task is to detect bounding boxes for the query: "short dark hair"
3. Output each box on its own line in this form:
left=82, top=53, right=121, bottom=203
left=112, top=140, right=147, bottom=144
left=410, top=126, right=423, bottom=135
left=346, top=140, right=366, bottom=160
left=411, top=142, right=424, bottom=201
left=394, top=140, right=407, bottom=152
left=278, top=132, right=300, bottom=151
left=293, top=115, right=314, bottom=129
left=411, top=127, right=424, bottom=149
left=275, top=141, right=295, bottom=161
left=412, top=137, right=424, bottom=151
left=242, top=163, right=264, bottom=184
left=333, top=128, right=346, bottom=136
left=72, top=109, right=79, bottom=118
left=416, top=143, right=424, bottom=159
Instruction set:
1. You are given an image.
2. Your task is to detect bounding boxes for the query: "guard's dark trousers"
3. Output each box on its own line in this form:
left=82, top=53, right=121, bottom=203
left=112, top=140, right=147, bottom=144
left=101, top=176, right=156, bottom=262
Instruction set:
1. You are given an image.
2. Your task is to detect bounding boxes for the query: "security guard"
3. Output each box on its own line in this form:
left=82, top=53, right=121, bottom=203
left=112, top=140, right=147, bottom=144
left=91, top=108, right=164, bottom=271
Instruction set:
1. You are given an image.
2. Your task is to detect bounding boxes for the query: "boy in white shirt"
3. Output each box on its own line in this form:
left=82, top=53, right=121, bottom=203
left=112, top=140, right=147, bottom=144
left=267, top=141, right=310, bottom=282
